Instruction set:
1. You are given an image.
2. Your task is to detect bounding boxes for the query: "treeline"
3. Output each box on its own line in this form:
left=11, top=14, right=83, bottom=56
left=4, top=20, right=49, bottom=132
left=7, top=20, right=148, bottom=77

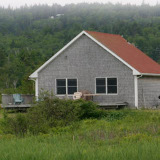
left=0, top=3, right=160, bottom=92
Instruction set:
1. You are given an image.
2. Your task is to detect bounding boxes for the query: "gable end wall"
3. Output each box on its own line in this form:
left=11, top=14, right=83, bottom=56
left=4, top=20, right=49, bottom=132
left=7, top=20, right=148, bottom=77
left=38, top=35, right=135, bottom=106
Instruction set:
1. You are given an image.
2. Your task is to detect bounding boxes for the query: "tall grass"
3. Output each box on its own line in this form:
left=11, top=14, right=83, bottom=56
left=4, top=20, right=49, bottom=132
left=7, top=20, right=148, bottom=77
left=0, top=109, right=160, bottom=160
left=0, top=135, right=160, bottom=160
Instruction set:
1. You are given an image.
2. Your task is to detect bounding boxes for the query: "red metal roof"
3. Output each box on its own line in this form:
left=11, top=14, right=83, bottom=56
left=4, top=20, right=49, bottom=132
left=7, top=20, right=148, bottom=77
left=86, top=30, right=160, bottom=74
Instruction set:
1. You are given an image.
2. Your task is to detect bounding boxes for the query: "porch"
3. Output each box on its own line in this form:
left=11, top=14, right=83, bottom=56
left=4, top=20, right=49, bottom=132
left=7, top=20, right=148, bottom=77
left=1, top=94, right=34, bottom=109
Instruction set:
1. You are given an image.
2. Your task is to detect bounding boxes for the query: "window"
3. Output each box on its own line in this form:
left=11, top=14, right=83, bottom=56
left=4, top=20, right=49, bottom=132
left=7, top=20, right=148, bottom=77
left=56, top=79, right=66, bottom=95
left=96, top=78, right=117, bottom=94
left=56, top=79, right=77, bottom=95
left=96, top=78, right=106, bottom=94
left=107, top=78, right=117, bottom=94
left=68, top=79, right=77, bottom=94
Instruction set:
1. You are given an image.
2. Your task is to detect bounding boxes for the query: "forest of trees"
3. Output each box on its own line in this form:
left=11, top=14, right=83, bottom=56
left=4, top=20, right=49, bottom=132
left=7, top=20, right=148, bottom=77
left=0, top=3, right=160, bottom=94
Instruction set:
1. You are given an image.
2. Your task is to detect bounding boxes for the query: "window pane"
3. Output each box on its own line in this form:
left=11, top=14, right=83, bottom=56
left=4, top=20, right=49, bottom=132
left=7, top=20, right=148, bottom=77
left=57, top=87, right=66, bottom=94
left=96, top=78, right=106, bottom=86
left=68, top=79, right=77, bottom=86
left=96, top=86, right=106, bottom=94
left=57, top=79, right=66, bottom=87
left=68, top=87, right=77, bottom=94
left=108, top=86, right=117, bottom=94
left=107, top=78, right=117, bottom=85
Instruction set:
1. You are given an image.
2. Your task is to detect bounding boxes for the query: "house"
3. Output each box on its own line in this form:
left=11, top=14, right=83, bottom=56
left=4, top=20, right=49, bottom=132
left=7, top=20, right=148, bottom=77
left=49, top=16, right=55, bottom=19
left=29, top=30, right=160, bottom=108
left=56, top=14, right=64, bottom=17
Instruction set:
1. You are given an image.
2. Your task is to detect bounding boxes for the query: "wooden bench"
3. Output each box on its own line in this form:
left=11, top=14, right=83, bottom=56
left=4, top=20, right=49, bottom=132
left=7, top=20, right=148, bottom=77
left=98, top=102, right=128, bottom=109
left=83, top=94, right=128, bottom=109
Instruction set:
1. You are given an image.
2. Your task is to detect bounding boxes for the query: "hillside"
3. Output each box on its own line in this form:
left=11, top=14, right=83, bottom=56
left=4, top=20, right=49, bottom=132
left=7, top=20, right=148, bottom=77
left=0, top=3, right=160, bottom=93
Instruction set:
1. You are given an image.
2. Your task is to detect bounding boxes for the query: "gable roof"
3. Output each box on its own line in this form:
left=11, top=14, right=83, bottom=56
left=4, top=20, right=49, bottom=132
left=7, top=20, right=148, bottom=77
left=29, top=30, right=160, bottom=78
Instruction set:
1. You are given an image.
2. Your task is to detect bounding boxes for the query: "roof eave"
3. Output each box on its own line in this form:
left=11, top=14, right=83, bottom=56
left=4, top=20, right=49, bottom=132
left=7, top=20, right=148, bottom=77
left=29, top=72, right=38, bottom=79
left=141, top=73, right=160, bottom=76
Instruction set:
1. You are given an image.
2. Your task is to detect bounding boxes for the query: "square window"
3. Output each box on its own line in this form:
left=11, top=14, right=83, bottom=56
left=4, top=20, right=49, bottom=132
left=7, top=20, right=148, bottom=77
left=96, top=78, right=106, bottom=85
left=57, top=87, right=66, bottom=94
left=68, top=79, right=77, bottom=94
left=107, top=86, right=117, bottom=94
left=96, top=78, right=106, bottom=94
left=56, top=79, right=66, bottom=95
left=56, top=79, right=77, bottom=95
left=107, top=78, right=117, bottom=94
left=68, top=87, right=77, bottom=94
left=68, top=79, right=77, bottom=86
left=57, top=79, right=66, bottom=87
left=108, top=78, right=117, bottom=85
left=96, top=86, right=106, bottom=93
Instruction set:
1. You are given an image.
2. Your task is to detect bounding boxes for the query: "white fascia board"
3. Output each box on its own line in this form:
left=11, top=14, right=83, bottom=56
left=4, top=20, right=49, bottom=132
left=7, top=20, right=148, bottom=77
left=29, top=31, right=86, bottom=78
left=29, top=72, right=38, bottom=79
left=29, top=30, right=141, bottom=78
left=84, top=31, right=141, bottom=76
left=141, top=73, right=160, bottom=76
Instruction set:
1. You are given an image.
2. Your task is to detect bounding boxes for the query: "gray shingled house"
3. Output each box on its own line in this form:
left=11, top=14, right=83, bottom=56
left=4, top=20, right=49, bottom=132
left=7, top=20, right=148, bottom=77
left=29, top=30, right=160, bottom=108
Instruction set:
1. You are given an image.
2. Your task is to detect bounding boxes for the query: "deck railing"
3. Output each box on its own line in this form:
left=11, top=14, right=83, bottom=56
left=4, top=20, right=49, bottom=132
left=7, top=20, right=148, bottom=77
left=1, top=94, right=34, bottom=109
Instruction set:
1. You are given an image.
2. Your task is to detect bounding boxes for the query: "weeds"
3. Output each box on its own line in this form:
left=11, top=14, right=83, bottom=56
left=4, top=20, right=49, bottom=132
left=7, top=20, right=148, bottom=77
left=0, top=97, right=160, bottom=159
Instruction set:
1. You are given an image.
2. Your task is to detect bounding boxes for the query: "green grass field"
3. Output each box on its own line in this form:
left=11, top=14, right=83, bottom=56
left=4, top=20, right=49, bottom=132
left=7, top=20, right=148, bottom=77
left=0, top=109, right=160, bottom=160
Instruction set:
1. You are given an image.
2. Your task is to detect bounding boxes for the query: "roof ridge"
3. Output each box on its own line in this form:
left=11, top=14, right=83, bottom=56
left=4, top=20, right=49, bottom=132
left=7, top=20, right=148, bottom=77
left=84, top=30, right=121, bottom=36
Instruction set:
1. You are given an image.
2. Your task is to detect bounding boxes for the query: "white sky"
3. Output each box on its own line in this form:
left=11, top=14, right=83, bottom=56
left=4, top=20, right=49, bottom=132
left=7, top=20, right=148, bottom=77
left=0, top=0, right=159, bottom=8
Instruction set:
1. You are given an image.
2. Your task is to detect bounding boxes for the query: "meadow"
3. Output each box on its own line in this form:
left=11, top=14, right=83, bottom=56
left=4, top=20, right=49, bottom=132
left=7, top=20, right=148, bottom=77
left=0, top=107, right=160, bottom=160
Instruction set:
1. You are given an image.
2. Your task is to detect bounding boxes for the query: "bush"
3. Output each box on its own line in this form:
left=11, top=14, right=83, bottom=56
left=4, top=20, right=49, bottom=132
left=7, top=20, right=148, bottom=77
left=26, top=97, right=106, bottom=135
left=27, top=106, right=50, bottom=135
left=1, top=112, right=28, bottom=136
left=74, top=100, right=106, bottom=119
left=2, top=96, right=121, bottom=136
left=28, top=97, right=80, bottom=127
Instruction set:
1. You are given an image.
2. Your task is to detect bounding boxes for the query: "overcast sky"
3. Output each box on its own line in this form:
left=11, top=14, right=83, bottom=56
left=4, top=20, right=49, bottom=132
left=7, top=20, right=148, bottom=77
left=0, top=0, right=159, bottom=8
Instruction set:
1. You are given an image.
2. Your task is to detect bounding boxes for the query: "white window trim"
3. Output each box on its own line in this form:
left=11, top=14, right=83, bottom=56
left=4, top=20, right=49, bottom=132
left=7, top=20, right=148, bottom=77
left=95, top=77, right=118, bottom=95
left=67, top=79, right=78, bottom=95
left=107, top=77, right=118, bottom=95
left=56, top=78, right=67, bottom=95
left=95, top=77, right=106, bottom=95
left=56, top=78, right=78, bottom=96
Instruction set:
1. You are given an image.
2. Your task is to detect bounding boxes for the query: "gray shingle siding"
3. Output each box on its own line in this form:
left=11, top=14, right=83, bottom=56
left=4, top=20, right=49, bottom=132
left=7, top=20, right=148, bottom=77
left=38, top=35, right=135, bottom=106
left=138, top=76, right=160, bottom=108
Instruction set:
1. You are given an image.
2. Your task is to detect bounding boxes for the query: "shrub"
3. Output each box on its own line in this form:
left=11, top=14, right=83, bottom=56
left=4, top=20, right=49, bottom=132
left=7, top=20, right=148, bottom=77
left=1, top=112, right=28, bottom=136
left=74, top=99, right=106, bottom=119
left=27, top=106, right=50, bottom=135
left=26, top=97, right=107, bottom=135
left=1, top=96, right=115, bottom=136
left=28, top=97, right=80, bottom=127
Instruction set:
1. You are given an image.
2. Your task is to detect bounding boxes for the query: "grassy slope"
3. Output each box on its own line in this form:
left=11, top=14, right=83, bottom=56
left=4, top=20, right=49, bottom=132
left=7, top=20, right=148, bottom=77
left=0, top=109, right=160, bottom=160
